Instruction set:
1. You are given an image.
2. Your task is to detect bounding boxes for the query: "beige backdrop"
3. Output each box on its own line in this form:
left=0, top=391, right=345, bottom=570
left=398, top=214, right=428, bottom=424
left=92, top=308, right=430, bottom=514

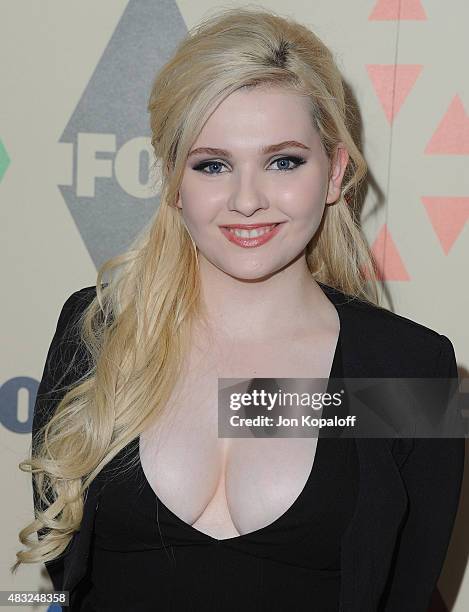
left=1, top=1, right=468, bottom=610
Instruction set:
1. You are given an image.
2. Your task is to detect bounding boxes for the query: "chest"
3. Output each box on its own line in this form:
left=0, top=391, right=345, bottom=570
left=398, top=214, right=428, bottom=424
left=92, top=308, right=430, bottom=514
left=139, top=330, right=339, bottom=540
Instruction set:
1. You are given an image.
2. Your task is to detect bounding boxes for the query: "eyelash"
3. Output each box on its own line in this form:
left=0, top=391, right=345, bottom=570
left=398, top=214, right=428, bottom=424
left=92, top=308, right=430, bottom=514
left=192, top=155, right=307, bottom=175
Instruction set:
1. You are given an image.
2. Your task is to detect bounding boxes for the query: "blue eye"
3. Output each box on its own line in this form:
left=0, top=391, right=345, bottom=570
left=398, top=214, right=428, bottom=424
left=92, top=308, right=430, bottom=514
left=196, top=160, right=226, bottom=175
left=272, top=157, right=305, bottom=171
left=192, top=156, right=306, bottom=175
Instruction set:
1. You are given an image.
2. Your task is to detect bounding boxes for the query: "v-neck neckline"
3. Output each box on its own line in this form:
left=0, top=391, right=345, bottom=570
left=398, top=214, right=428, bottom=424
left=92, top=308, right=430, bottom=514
left=137, top=280, right=348, bottom=543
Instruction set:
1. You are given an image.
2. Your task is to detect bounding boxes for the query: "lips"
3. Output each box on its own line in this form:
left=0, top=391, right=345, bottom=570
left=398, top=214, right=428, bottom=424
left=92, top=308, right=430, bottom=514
left=219, top=222, right=284, bottom=248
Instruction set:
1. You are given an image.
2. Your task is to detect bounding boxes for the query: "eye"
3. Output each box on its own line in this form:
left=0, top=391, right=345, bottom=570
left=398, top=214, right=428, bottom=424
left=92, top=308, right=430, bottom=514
left=193, top=160, right=227, bottom=175
left=270, top=156, right=306, bottom=171
left=192, top=155, right=306, bottom=175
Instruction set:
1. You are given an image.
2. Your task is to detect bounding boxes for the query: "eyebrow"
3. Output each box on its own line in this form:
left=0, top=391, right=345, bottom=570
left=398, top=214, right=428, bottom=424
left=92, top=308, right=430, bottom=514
left=187, top=140, right=311, bottom=159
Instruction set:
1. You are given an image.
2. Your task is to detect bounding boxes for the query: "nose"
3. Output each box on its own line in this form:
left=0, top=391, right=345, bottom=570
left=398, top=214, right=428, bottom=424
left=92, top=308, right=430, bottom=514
left=227, top=170, right=270, bottom=217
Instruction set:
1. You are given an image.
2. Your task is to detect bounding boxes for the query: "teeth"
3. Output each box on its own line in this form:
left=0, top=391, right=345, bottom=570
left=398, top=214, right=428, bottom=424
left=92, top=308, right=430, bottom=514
left=228, top=225, right=276, bottom=238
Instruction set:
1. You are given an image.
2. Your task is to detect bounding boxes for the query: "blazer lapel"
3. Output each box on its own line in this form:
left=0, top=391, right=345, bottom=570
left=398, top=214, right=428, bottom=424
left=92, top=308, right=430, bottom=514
left=319, top=282, right=409, bottom=611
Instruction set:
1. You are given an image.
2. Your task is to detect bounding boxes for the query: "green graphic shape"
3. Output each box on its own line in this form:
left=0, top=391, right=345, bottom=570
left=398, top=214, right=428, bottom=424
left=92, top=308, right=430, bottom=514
left=0, top=140, right=10, bottom=182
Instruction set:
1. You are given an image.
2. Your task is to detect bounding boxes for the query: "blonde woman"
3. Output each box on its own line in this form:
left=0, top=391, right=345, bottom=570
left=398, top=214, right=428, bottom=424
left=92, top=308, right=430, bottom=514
left=14, top=7, right=464, bottom=611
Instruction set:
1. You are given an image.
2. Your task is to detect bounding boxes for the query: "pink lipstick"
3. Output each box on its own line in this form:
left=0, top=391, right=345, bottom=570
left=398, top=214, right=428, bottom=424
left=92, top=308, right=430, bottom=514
left=219, top=222, right=284, bottom=248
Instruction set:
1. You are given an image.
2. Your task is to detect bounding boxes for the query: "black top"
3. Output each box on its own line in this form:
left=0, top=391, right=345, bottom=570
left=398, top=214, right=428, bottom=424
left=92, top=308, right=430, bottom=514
left=36, top=284, right=465, bottom=611
left=79, top=334, right=360, bottom=611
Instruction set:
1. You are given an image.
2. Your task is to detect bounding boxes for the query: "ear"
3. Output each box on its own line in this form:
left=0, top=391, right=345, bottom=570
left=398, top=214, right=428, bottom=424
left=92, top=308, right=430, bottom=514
left=176, top=191, right=182, bottom=210
left=325, top=145, right=349, bottom=205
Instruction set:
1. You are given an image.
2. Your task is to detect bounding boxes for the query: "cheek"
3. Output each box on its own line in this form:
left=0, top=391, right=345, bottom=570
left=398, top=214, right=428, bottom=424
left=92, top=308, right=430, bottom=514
left=277, top=175, right=328, bottom=220
left=179, top=176, right=225, bottom=224
left=178, top=189, right=216, bottom=234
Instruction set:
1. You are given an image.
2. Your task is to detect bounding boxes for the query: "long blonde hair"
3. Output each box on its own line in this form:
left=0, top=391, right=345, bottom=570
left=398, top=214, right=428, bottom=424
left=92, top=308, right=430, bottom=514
left=13, top=6, right=380, bottom=569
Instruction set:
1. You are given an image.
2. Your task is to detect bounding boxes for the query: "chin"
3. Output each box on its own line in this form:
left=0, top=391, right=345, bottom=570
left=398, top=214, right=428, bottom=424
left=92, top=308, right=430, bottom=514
left=218, top=262, right=283, bottom=283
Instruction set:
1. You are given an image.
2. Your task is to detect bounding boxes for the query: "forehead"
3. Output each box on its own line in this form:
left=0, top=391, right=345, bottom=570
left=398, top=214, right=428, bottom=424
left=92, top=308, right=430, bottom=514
left=193, top=86, right=319, bottom=148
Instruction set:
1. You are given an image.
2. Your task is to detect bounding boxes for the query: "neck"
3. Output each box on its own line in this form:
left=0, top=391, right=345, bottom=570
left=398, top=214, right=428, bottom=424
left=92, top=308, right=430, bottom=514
left=193, top=253, right=331, bottom=343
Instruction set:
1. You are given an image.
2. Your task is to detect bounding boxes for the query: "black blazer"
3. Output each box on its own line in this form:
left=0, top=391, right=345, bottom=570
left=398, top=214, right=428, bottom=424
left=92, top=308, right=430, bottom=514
left=31, top=282, right=465, bottom=611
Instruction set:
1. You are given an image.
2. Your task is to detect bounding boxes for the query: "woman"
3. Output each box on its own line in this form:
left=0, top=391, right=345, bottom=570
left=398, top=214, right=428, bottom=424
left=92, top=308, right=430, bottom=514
left=14, top=7, right=464, bottom=611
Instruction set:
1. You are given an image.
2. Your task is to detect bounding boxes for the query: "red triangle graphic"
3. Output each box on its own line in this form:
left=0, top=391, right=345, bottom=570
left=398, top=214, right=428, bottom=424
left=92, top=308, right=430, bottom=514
left=367, top=65, right=422, bottom=123
left=425, top=95, right=469, bottom=154
left=421, top=196, right=469, bottom=254
left=369, top=0, right=427, bottom=20
left=365, top=224, right=410, bottom=281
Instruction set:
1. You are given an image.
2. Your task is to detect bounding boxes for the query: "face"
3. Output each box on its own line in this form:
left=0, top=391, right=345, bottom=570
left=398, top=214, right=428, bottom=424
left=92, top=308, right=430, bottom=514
left=176, top=86, right=349, bottom=281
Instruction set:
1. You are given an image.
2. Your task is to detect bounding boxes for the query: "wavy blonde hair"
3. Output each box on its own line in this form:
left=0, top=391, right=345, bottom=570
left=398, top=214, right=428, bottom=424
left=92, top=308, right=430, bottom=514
left=13, top=6, right=380, bottom=570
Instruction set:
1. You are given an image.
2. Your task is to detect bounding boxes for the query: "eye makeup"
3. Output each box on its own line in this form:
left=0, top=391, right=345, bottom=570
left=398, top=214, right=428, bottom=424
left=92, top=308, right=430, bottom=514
left=191, top=155, right=307, bottom=175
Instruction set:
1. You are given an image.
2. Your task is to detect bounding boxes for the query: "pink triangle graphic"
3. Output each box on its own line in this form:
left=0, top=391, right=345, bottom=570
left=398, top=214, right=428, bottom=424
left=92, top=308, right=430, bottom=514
left=425, top=95, right=469, bottom=154
left=421, top=196, right=469, bottom=254
left=367, top=65, right=422, bottom=123
left=369, top=0, right=427, bottom=20
left=365, top=224, right=410, bottom=281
